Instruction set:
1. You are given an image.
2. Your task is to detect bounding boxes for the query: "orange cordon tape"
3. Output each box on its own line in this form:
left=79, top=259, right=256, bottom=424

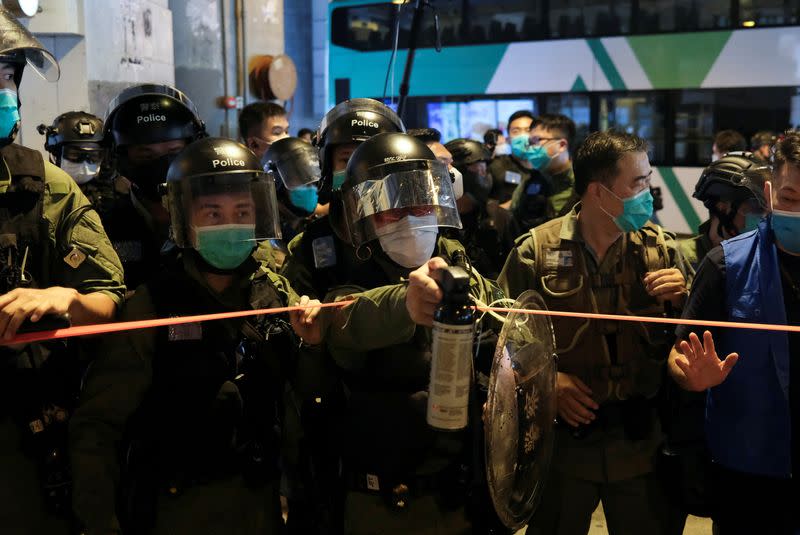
left=473, top=306, right=800, bottom=333
left=3, top=301, right=799, bottom=347
left=1, top=301, right=354, bottom=346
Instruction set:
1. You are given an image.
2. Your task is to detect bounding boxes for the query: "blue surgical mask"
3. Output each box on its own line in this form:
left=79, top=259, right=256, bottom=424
left=771, top=209, right=800, bottom=254
left=600, top=186, right=654, bottom=232
left=0, top=89, right=20, bottom=140
left=193, top=223, right=256, bottom=270
left=289, top=185, right=318, bottom=214
left=510, top=135, right=552, bottom=170
left=332, top=170, right=346, bottom=191
left=743, top=213, right=763, bottom=233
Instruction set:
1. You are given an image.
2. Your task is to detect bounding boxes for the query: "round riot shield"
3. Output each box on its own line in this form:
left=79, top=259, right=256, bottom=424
left=485, top=290, right=557, bottom=531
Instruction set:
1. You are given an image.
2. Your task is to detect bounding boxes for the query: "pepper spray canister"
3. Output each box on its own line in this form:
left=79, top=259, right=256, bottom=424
left=427, top=266, right=475, bottom=431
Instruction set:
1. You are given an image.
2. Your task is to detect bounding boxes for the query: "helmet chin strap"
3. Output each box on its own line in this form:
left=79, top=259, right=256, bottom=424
left=708, top=200, right=742, bottom=240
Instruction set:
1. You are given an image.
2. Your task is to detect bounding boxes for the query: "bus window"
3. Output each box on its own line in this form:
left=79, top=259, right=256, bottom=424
left=638, top=0, right=731, bottom=32
left=599, top=93, right=666, bottom=163
left=740, top=0, right=800, bottom=26
left=545, top=95, right=591, bottom=146
left=674, top=91, right=715, bottom=166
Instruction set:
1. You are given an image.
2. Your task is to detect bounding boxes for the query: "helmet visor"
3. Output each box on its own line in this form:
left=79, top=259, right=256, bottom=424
left=167, top=172, right=281, bottom=248
left=24, top=48, right=59, bottom=82
left=342, top=161, right=461, bottom=247
left=62, top=145, right=105, bottom=164
left=264, top=143, right=321, bottom=190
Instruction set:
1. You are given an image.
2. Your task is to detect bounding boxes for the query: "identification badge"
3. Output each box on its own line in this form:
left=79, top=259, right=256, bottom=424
left=544, top=249, right=574, bottom=269
left=63, top=246, right=87, bottom=269
left=504, top=171, right=522, bottom=185
left=526, top=182, right=542, bottom=195
left=168, top=321, right=203, bottom=341
left=366, top=473, right=380, bottom=491
left=312, top=236, right=337, bottom=269
left=113, top=240, right=143, bottom=262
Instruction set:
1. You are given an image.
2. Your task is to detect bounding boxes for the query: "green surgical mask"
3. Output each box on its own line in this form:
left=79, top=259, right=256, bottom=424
left=192, top=224, right=256, bottom=270
left=332, top=170, right=346, bottom=191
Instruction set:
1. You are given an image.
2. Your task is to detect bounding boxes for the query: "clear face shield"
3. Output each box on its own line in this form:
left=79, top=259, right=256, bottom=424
left=341, top=160, right=461, bottom=248
left=167, top=172, right=281, bottom=269
left=23, top=48, right=59, bottom=82
left=263, top=141, right=322, bottom=190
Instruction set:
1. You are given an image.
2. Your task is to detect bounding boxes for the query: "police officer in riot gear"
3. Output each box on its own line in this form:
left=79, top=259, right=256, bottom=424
left=37, top=111, right=115, bottom=218
left=102, top=83, right=207, bottom=288
left=445, top=138, right=519, bottom=278
left=264, top=136, right=323, bottom=244
left=0, top=7, right=125, bottom=535
left=70, top=137, right=321, bottom=535
left=679, top=152, right=770, bottom=270
left=293, top=132, right=505, bottom=534
left=314, top=97, right=405, bottom=208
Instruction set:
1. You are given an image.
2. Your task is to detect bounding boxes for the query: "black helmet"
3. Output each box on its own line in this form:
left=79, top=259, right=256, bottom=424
left=694, top=152, right=768, bottom=209
left=105, top=84, right=206, bottom=200
left=335, top=132, right=461, bottom=247
left=104, top=84, right=206, bottom=148
left=315, top=98, right=405, bottom=180
left=262, top=136, right=321, bottom=191
left=0, top=7, right=59, bottom=87
left=37, top=111, right=104, bottom=164
left=445, top=138, right=491, bottom=169
left=694, top=151, right=769, bottom=238
left=165, top=137, right=281, bottom=257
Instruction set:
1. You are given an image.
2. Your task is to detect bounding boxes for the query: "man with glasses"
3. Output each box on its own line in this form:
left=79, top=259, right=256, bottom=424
left=500, top=130, right=689, bottom=535
left=510, top=113, right=578, bottom=230
left=488, top=109, right=541, bottom=207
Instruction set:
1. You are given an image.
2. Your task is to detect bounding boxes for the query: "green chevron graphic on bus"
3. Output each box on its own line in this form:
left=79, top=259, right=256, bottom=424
left=627, top=32, right=733, bottom=89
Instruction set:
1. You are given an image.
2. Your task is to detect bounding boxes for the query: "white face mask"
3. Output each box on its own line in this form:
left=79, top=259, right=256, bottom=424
left=494, top=143, right=511, bottom=157
left=376, top=214, right=438, bottom=268
left=61, top=159, right=100, bottom=185
left=450, top=166, right=464, bottom=200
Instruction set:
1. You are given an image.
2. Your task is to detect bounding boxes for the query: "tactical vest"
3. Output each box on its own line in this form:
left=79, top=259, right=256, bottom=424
left=133, top=260, right=294, bottom=483
left=102, top=182, right=168, bottom=290
left=297, top=216, right=401, bottom=298
left=711, top=220, right=791, bottom=477
left=0, top=144, right=48, bottom=291
left=528, top=217, right=673, bottom=403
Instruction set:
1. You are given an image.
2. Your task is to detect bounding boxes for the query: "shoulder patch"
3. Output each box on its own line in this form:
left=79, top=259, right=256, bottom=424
left=312, top=235, right=337, bottom=268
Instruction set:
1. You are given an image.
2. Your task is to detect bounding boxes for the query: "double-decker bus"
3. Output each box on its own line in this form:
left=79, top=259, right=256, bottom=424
left=328, top=0, right=800, bottom=234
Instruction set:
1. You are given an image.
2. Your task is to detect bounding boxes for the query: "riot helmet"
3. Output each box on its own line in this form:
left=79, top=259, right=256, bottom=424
left=165, top=137, right=280, bottom=271
left=37, top=111, right=105, bottom=184
left=315, top=98, right=405, bottom=188
left=0, top=7, right=59, bottom=147
left=335, top=132, right=460, bottom=266
left=105, top=84, right=206, bottom=200
left=445, top=138, right=493, bottom=206
left=693, top=151, right=769, bottom=238
left=263, top=136, right=321, bottom=216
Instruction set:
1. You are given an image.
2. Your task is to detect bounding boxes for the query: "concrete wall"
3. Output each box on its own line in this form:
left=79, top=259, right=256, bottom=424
left=284, top=0, right=314, bottom=134
left=16, top=0, right=176, bottom=153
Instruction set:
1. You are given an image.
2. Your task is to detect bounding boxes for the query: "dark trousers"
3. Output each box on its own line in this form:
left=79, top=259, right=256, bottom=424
left=711, top=465, right=799, bottom=535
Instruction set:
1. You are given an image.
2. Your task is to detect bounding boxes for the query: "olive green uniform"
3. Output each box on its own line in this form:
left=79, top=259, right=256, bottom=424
left=678, top=219, right=714, bottom=273
left=498, top=204, right=688, bottom=535
left=70, top=252, right=300, bottom=535
left=0, top=145, right=125, bottom=535
left=285, top=225, right=504, bottom=535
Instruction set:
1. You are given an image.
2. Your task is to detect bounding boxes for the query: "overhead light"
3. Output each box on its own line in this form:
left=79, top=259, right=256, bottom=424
left=2, top=0, right=39, bottom=17
left=742, top=20, right=756, bottom=27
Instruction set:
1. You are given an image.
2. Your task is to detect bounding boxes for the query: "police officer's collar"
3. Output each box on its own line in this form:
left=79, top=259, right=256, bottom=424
left=181, top=249, right=258, bottom=308
left=559, top=203, right=585, bottom=243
